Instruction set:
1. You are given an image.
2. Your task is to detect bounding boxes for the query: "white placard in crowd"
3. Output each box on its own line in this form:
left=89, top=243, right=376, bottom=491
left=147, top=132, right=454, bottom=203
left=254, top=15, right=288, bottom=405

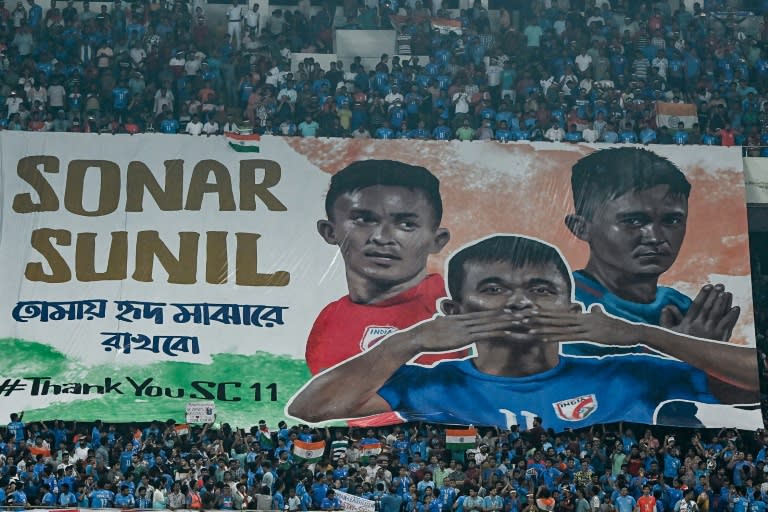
left=186, top=401, right=216, bottom=423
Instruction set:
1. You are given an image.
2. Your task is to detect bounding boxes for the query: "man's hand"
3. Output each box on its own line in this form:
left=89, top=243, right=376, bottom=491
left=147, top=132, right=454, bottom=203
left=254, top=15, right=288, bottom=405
left=524, top=305, right=638, bottom=346
left=659, top=284, right=740, bottom=341
left=407, top=310, right=535, bottom=353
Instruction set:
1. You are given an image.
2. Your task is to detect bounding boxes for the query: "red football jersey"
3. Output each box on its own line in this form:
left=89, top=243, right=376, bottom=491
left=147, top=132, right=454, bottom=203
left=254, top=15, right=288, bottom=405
left=306, top=274, right=469, bottom=374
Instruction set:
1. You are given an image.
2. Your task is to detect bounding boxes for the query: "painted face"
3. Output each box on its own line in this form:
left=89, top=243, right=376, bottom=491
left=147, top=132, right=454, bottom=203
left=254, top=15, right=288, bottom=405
left=455, top=260, right=572, bottom=315
left=323, top=185, right=444, bottom=293
left=585, top=184, right=687, bottom=283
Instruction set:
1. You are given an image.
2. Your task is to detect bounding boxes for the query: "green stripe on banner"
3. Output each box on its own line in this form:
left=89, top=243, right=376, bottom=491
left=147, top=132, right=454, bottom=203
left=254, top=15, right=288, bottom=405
left=4, top=338, right=325, bottom=426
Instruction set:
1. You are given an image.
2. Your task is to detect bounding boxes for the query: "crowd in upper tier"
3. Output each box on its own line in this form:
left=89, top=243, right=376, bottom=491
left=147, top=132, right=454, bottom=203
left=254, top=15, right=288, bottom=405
left=0, top=0, right=767, bottom=152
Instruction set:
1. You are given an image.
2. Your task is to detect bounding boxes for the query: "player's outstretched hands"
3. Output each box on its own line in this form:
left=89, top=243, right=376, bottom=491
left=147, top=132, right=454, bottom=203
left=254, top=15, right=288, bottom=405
left=524, top=305, right=637, bottom=345
left=409, top=310, right=534, bottom=352
left=659, top=284, right=740, bottom=341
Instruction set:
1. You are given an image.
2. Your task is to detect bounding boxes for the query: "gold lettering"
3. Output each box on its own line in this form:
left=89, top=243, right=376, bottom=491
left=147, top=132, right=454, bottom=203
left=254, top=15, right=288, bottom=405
left=25, top=228, right=72, bottom=283
left=235, top=232, right=290, bottom=286
left=65, top=160, right=121, bottom=216
left=206, top=231, right=228, bottom=284
left=132, top=231, right=199, bottom=284
left=185, top=160, right=236, bottom=211
left=12, top=156, right=60, bottom=213
left=75, top=232, right=128, bottom=281
left=239, top=160, right=287, bottom=211
left=125, top=160, right=184, bottom=212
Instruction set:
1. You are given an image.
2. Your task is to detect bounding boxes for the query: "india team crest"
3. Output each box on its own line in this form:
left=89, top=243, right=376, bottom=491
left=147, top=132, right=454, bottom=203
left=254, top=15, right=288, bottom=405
left=552, top=394, right=598, bottom=421
left=359, top=326, right=398, bottom=351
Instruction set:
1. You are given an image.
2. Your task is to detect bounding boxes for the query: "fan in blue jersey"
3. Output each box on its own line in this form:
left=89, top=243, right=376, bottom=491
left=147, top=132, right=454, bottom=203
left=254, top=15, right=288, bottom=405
left=112, top=82, right=131, bottom=111
left=700, top=131, right=719, bottom=145
left=618, top=123, right=638, bottom=143
left=288, top=235, right=757, bottom=429
left=7, top=412, right=24, bottom=443
left=375, top=121, right=396, bottom=139
left=425, top=57, right=440, bottom=76
left=432, top=119, right=452, bottom=140
left=159, top=112, right=180, bottom=134
left=407, top=121, right=430, bottom=140
left=672, top=122, right=689, bottom=145
left=495, top=121, right=513, bottom=142
left=563, top=147, right=742, bottom=352
left=639, top=123, right=657, bottom=144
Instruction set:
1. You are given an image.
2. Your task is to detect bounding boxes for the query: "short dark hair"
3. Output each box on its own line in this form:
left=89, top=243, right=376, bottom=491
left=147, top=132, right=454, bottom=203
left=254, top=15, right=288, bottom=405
left=447, top=235, right=572, bottom=301
left=571, top=147, right=691, bottom=220
left=325, top=160, right=443, bottom=227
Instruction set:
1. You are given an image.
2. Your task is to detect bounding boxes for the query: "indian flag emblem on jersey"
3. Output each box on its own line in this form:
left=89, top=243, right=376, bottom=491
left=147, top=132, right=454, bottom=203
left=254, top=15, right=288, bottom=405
left=359, top=326, right=397, bottom=350
left=553, top=394, right=598, bottom=421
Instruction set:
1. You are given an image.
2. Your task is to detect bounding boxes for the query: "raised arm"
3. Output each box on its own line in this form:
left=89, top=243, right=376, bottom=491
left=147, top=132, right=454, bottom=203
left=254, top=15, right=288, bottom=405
left=528, top=306, right=759, bottom=398
left=287, top=310, right=527, bottom=423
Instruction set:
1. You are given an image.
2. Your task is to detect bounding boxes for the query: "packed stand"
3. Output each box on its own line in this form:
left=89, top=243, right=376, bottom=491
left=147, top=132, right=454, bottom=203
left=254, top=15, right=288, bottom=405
left=6, top=415, right=768, bottom=512
left=0, top=0, right=767, bottom=151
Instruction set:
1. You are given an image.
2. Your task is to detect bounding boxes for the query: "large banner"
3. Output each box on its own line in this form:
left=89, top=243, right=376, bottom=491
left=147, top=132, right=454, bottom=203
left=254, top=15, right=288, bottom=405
left=0, top=132, right=760, bottom=431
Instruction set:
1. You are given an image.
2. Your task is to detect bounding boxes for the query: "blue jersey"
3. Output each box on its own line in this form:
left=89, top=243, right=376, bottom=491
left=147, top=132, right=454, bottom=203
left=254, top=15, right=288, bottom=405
left=390, top=107, right=406, bottom=128
left=91, top=489, right=114, bottom=508
left=564, top=131, right=582, bottom=142
left=7, top=421, right=24, bottom=441
left=480, top=107, right=496, bottom=121
left=406, top=128, right=430, bottom=139
left=615, top=495, right=636, bottom=512
left=495, top=129, right=513, bottom=142
left=563, top=271, right=691, bottom=358
left=640, top=128, right=657, bottom=144
left=28, top=4, right=42, bottom=26
left=734, top=496, right=749, bottom=512
left=375, top=127, right=395, bottom=139
left=619, top=130, right=638, bottom=143
left=435, top=49, right=451, bottom=67
left=112, top=88, right=129, bottom=110
left=160, top=119, right=180, bottom=134
left=673, top=130, right=689, bottom=145
left=377, top=354, right=716, bottom=431
left=433, top=126, right=452, bottom=140
left=41, top=492, right=57, bottom=506
left=114, top=493, right=135, bottom=508
left=373, top=72, right=389, bottom=93
left=273, top=491, right=285, bottom=511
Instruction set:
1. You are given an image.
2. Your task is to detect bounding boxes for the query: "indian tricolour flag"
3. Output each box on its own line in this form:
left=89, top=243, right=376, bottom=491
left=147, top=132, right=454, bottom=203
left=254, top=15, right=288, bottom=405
left=258, top=429, right=273, bottom=449
left=225, top=132, right=261, bottom=152
left=175, top=424, right=190, bottom=436
left=293, top=439, right=326, bottom=462
left=360, top=440, right=382, bottom=457
left=431, top=17, right=462, bottom=35
left=446, top=428, right=478, bottom=450
left=656, top=102, right=698, bottom=129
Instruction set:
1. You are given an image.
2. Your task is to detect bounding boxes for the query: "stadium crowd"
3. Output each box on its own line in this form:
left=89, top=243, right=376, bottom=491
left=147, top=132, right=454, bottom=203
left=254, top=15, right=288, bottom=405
left=0, top=0, right=767, bottom=150
left=3, top=0, right=768, bottom=510
left=6, top=415, right=768, bottom=511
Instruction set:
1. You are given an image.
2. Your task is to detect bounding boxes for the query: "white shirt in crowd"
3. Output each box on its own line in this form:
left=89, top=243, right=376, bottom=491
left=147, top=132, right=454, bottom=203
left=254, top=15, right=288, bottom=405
left=545, top=126, right=565, bottom=142
left=203, top=120, right=220, bottom=135
left=186, top=120, right=204, bottom=135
